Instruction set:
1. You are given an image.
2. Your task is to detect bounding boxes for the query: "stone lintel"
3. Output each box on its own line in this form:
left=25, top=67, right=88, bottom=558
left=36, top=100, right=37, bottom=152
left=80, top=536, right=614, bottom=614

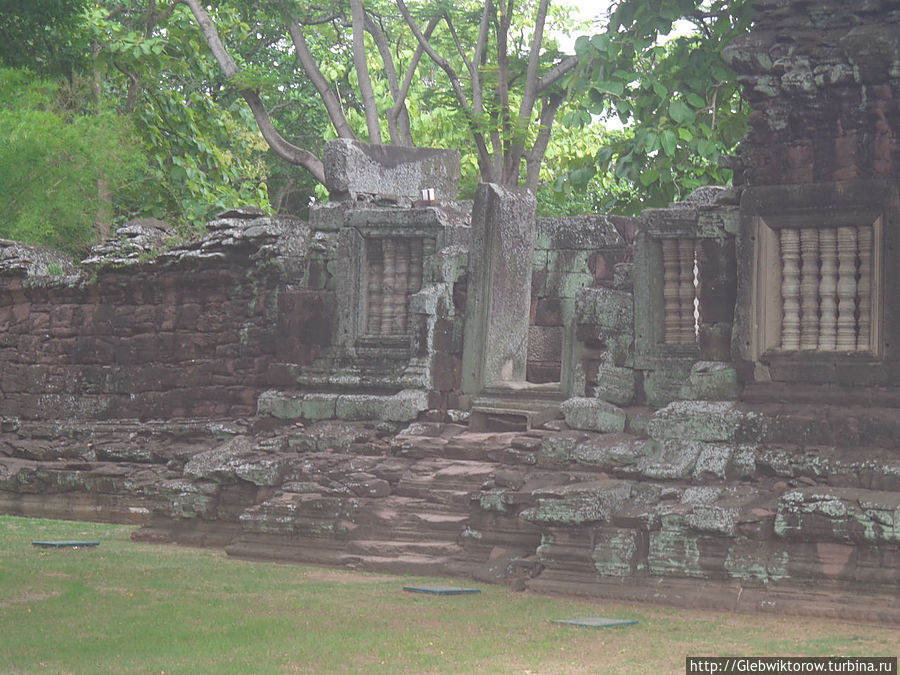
left=323, top=139, right=460, bottom=202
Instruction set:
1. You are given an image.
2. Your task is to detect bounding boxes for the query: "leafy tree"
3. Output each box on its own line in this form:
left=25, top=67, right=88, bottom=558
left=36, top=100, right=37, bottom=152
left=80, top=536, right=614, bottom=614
left=0, top=68, right=146, bottom=254
left=0, top=0, right=89, bottom=77
left=180, top=0, right=579, bottom=192
left=0, top=2, right=275, bottom=249
left=86, top=2, right=272, bottom=229
left=571, top=0, right=751, bottom=214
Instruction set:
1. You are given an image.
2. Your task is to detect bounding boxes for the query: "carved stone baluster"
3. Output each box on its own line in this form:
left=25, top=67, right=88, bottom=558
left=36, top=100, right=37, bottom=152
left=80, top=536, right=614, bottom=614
left=367, top=239, right=384, bottom=334
left=799, top=228, right=820, bottom=350
left=409, top=238, right=424, bottom=295
left=393, top=239, right=409, bottom=334
left=780, top=228, right=801, bottom=350
left=678, top=238, right=696, bottom=344
left=836, top=226, right=858, bottom=350
left=381, top=239, right=396, bottom=335
left=857, top=225, right=873, bottom=351
left=662, top=239, right=680, bottom=344
left=818, top=228, right=838, bottom=351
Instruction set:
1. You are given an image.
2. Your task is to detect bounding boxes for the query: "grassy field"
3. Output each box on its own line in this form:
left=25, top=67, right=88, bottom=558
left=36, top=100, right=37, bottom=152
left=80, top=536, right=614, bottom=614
left=0, top=515, right=896, bottom=674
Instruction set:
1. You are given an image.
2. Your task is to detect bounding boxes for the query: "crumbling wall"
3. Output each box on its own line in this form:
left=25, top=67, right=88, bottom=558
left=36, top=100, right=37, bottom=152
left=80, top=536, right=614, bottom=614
left=0, top=216, right=329, bottom=420
left=724, top=0, right=900, bottom=186
left=528, top=215, right=635, bottom=388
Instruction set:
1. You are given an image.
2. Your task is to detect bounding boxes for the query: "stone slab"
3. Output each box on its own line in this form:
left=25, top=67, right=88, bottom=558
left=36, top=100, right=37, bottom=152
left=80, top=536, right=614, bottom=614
left=552, top=617, right=638, bottom=629
left=402, top=585, right=481, bottom=595
left=560, top=397, right=627, bottom=434
left=323, top=139, right=460, bottom=201
left=32, top=541, right=100, bottom=548
left=462, top=183, right=536, bottom=392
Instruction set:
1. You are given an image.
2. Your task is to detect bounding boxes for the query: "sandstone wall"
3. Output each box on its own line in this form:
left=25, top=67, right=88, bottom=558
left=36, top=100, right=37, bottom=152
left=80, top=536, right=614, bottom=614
left=725, top=0, right=900, bottom=185
left=528, top=215, right=635, bottom=386
left=0, top=217, right=331, bottom=421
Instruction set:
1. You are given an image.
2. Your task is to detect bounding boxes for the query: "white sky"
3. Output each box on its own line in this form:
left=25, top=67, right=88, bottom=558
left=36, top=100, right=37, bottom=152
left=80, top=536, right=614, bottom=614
left=557, top=0, right=613, bottom=52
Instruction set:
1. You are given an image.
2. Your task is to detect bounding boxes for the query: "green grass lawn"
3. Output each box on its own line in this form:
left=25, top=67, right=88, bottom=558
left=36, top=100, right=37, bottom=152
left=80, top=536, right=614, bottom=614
left=0, top=515, right=896, bottom=674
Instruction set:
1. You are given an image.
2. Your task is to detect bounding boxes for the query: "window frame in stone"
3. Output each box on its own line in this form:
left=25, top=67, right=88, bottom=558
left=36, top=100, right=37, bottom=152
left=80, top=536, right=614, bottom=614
left=334, top=209, right=444, bottom=359
left=634, top=207, right=738, bottom=368
left=737, top=180, right=899, bottom=386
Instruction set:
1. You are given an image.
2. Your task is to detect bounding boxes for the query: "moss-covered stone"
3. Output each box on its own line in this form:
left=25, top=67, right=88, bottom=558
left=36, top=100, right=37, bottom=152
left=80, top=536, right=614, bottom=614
left=520, top=480, right=632, bottom=525
left=638, top=439, right=702, bottom=480
left=679, top=361, right=740, bottom=401
left=592, top=362, right=636, bottom=406
left=183, top=437, right=287, bottom=486
left=560, top=397, right=627, bottom=434
left=648, top=515, right=705, bottom=578
left=592, top=529, right=642, bottom=577
left=648, top=401, right=762, bottom=442
left=774, top=487, right=900, bottom=544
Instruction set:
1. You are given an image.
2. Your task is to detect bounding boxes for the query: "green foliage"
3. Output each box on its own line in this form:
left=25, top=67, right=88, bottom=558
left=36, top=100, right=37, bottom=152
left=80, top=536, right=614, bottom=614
left=133, top=90, right=271, bottom=229
left=0, top=68, right=146, bottom=255
left=87, top=3, right=272, bottom=233
left=0, top=3, right=275, bottom=254
left=570, top=0, right=751, bottom=215
left=0, top=0, right=89, bottom=77
left=536, top=113, right=637, bottom=216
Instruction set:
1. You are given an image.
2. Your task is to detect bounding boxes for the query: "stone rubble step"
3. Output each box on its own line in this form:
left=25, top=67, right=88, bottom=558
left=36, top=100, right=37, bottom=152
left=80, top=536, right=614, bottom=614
left=345, top=539, right=465, bottom=557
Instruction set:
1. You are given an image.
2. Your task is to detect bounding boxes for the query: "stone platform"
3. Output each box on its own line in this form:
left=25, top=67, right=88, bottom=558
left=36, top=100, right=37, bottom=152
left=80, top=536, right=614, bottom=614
left=1, top=403, right=898, bottom=624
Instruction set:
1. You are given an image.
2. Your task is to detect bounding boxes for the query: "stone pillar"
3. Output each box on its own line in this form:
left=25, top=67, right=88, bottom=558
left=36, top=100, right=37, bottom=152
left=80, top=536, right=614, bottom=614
left=461, top=183, right=536, bottom=393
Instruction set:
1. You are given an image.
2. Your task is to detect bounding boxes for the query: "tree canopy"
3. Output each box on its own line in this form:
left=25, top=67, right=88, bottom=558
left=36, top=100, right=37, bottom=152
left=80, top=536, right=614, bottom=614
left=0, top=0, right=754, bottom=253
left=180, top=0, right=580, bottom=192
left=564, top=0, right=751, bottom=214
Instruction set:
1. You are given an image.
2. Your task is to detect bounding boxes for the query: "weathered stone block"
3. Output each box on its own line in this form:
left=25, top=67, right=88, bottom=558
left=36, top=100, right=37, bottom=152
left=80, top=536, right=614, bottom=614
left=648, top=401, right=761, bottom=442
left=641, top=360, right=695, bottom=409
left=535, top=215, right=627, bottom=250
left=575, top=287, right=633, bottom=334
left=183, top=437, right=287, bottom=486
left=647, top=515, right=706, bottom=579
left=560, top=397, right=627, bottom=434
left=679, top=361, right=740, bottom=401
left=257, top=391, right=337, bottom=420
left=693, top=443, right=733, bottom=480
left=638, top=439, right=702, bottom=480
left=323, top=139, right=460, bottom=201
left=381, top=389, right=429, bottom=422
left=570, top=435, right=645, bottom=473
left=592, top=362, right=636, bottom=406
left=537, top=432, right=585, bottom=465
left=527, top=325, right=562, bottom=362
left=462, top=184, right=536, bottom=391
left=774, top=487, right=900, bottom=545
left=520, top=479, right=633, bottom=525
left=592, top=528, right=642, bottom=577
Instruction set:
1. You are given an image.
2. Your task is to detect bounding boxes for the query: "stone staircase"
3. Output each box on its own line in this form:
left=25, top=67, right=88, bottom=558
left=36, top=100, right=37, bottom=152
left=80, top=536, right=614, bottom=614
left=2, top=402, right=899, bottom=622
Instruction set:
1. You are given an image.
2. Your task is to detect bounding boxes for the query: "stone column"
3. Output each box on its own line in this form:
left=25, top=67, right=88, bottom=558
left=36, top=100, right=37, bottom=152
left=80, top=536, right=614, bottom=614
left=461, top=183, right=536, bottom=393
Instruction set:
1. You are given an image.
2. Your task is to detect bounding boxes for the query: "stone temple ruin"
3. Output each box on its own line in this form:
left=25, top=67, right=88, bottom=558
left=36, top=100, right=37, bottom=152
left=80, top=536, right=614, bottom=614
left=1, top=1, right=899, bottom=622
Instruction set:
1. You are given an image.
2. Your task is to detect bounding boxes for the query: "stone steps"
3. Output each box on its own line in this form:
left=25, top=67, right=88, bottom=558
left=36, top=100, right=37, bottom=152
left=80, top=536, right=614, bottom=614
left=346, top=539, right=465, bottom=557
left=648, top=400, right=900, bottom=449
left=257, top=389, right=427, bottom=423
left=4, top=414, right=900, bottom=622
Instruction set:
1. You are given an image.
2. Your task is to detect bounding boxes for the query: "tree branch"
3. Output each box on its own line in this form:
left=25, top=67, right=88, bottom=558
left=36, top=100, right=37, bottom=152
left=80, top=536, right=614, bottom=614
left=179, top=0, right=326, bottom=184
left=350, top=0, right=381, bottom=144
left=441, top=13, right=473, bottom=74
left=366, top=12, right=411, bottom=145
left=386, top=15, right=439, bottom=146
left=535, top=55, right=578, bottom=93
left=471, top=0, right=493, bottom=118
left=286, top=17, right=356, bottom=140
left=525, top=92, right=564, bottom=193
left=497, top=0, right=512, bottom=163
left=394, top=0, right=494, bottom=178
